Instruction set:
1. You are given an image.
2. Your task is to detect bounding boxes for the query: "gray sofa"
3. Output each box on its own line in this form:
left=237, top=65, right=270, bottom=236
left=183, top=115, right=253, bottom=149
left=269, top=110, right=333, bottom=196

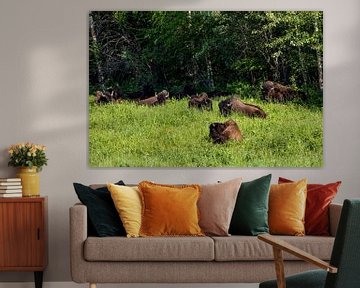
left=70, top=202, right=342, bottom=288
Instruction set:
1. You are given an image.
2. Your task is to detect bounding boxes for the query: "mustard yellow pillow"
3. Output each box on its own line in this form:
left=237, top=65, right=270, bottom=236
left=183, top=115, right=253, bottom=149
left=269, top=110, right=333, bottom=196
left=107, top=183, right=142, bottom=238
left=138, top=181, right=204, bottom=237
left=269, top=179, right=307, bottom=236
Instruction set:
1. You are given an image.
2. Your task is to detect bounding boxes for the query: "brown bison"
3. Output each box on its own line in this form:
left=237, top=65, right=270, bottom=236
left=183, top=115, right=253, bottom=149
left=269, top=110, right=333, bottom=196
left=188, top=92, right=213, bottom=110
left=95, top=88, right=122, bottom=104
left=261, top=81, right=303, bottom=102
left=209, top=119, right=243, bottom=144
left=138, top=90, right=169, bottom=106
left=95, top=88, right=123, bottom=104
left=219, top=97, right=267, bottom=118
left=95, top=90, right=111, bottom=104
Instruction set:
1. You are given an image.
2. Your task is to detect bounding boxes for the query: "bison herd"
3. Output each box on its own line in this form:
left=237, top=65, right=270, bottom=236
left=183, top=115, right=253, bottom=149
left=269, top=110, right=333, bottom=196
left=94, top=81, right=305, bottom=144
left=261, top=81, right=304, bottom=102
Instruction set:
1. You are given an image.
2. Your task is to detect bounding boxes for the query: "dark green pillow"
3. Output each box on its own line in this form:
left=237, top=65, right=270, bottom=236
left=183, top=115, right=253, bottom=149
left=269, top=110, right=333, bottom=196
left=229, top=174, right=272, bottom=236
left=73, top=181, right=126, bottom=237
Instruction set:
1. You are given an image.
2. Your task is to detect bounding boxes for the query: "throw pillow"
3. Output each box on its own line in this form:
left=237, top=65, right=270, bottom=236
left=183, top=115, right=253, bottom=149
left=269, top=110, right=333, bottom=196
left=107, top=183, right=142, bottom=238
left=278, top=177, right=341, bottom=236
left=229, top=174, right=272, bottom=236
left=269, top=179, right=307, bottom=236
left=138, top=181, right=203, bottom=237
left=73, top=181, right=126, bottom=237
left=198, top=177, right=243, bottom=236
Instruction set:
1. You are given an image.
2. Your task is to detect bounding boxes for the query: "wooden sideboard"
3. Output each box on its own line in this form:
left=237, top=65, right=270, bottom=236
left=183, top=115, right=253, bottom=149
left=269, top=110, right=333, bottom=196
left=0, top=197, right=48, bottom=288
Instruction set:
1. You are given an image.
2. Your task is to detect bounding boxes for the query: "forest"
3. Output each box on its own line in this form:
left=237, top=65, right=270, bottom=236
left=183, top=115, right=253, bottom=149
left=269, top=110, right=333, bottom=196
left=89, top=11, right=323, bottom=104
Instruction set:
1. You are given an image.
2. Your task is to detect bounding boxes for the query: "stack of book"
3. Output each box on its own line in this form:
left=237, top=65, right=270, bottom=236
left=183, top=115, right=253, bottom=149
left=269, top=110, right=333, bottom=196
left=0, top=178, right=22, bottom=197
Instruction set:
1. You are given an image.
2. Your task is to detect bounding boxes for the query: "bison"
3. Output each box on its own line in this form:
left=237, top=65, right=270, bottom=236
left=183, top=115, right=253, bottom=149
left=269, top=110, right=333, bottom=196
left=188, top=92, right=213, bottom=110
left=138, top=90, right=169, bottom=106
left=95, top=90, right=111, bottom=104
left=219, top=97, right=267, bottom=118
left=261, top=81, right=303, bottom=102
left=209, top=119, right=243, bottom=144
left=95, top=88, right=123, bottom=104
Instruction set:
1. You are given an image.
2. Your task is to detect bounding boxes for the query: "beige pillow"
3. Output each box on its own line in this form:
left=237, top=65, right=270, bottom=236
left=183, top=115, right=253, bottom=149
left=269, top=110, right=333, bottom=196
left=198, top=178, right=242, bottom=236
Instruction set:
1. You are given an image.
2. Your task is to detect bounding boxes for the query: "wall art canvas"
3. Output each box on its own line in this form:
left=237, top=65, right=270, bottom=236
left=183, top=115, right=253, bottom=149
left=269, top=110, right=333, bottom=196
left=89, top=11, right=323, bottom=167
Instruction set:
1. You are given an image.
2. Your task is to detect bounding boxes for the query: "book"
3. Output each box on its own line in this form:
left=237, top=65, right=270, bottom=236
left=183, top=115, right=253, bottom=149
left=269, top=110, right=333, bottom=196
left=0, top=189, right=22, bottom=193
left=0, top=178, right=21, bottom=182
left=0, top=185, right=22, bottom=189
left=0, top=193, right=22, bottom=198
left=0, top=182, right=22, bottom=186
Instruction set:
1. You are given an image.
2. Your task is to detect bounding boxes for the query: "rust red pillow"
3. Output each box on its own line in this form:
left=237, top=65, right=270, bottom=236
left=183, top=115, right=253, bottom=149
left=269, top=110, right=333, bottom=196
left=278, top=177, right=341, bottom=236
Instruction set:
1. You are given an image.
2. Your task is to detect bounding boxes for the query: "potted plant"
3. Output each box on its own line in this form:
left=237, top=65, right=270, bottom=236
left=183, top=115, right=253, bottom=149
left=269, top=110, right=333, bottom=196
left=8, top=142, right=48, bottom=197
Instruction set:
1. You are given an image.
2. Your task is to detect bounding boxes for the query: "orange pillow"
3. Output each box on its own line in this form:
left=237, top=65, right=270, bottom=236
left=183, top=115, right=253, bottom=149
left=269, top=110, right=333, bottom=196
left=278, top=177, right=341, bottom=235
left=269, top=179, right=307, bottom=236
left=138, top=181, right=204, bottom=237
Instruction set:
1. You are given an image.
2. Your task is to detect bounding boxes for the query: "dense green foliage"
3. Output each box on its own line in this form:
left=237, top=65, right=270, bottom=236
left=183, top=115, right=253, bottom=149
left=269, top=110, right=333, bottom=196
left=89, top=97, right=322, bottom=167
left=89, top=11, right=323, bottom=102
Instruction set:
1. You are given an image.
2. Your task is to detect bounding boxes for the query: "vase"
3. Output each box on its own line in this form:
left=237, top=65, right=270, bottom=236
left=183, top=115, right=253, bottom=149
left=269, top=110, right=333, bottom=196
left=16, top=167, right=40, bottom=197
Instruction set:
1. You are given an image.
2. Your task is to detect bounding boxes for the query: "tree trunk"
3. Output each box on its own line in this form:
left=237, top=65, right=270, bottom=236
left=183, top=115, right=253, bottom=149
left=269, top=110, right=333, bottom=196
left=316, top=50, right=323, bottom=90
left=187, top=11, right=198, bottom=86
left=89, top=14, right=105, bottom=87
left=206, top=56, right=215, bottom=91
left=298, top=46, right=308, bottom=86
left=314, top=16, right=323, bottom=90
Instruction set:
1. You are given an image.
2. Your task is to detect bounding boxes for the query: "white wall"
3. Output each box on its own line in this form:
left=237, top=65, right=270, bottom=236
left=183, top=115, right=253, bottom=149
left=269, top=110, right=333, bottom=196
left=0, top=0, right=359, bottom=283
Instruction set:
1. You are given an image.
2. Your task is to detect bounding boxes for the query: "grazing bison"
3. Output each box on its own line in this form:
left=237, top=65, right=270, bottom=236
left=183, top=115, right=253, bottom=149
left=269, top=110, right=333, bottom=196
left=219, top=97, right=267, bottom=118
left=261, top=81, right=302, bottom=102
left=188, top=92, right=213, bottom=110
left=138, top=90, right=169, bottom=106
left=209, top=119, right=242, bottom=144
left=95, top=88, right=123, bottom=104
left=95, top=90, right=111, bottom=104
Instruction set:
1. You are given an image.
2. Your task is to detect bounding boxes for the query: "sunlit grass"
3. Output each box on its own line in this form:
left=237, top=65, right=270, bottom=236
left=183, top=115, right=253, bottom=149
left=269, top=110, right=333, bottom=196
left=89, top=97, right=322, bottom=167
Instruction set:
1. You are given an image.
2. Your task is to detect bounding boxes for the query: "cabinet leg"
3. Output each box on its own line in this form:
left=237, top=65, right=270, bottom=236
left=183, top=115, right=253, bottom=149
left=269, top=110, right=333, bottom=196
left=34, top=271, right=43, bottom=288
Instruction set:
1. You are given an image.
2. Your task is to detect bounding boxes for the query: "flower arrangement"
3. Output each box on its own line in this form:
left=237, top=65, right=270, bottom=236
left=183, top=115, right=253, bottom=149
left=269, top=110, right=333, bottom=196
left=8, top=142, right=48, bottom=172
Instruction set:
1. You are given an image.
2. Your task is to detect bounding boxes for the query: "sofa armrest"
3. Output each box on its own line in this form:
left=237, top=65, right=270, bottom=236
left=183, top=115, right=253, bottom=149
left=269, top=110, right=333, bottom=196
left=329, top=203, right=342, bottom=237
left=69, top=203, right=88, bottom=283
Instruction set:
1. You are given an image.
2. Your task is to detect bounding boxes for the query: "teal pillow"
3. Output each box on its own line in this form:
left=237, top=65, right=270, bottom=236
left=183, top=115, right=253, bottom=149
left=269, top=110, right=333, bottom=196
left=229, top=174, right=272, bottom=236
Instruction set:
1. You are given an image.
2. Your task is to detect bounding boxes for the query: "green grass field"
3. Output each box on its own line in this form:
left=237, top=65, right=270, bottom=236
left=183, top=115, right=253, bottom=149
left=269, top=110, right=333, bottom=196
left=89, top=97, right=322, bottom=167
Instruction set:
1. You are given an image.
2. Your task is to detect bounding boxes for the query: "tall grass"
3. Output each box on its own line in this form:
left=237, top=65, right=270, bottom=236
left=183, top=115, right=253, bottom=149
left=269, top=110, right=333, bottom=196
left=89, top=97, right=322, bottom=167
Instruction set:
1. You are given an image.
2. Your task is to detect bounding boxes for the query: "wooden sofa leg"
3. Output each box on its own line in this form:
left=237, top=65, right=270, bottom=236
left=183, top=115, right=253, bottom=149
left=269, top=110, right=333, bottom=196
left=89, top=283, right=96, bottom=288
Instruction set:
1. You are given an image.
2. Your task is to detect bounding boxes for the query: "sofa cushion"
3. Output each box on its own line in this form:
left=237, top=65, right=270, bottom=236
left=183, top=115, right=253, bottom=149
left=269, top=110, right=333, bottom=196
left=139, top=181, right=203, bottom=237
left=278, top=177, right=341, bottom=236
left=73, top=181, right=126, bottom=237
left=229, top=174, right=271, bottom=236
left=107, top=184, right=142, bottom=238
left=198, top=178, right=242, bottom=236
left=269, top=179, right=307, bottom=236
left=84, top=236, right=214, bottom=261
left=212, top=235, right=334, bottom=261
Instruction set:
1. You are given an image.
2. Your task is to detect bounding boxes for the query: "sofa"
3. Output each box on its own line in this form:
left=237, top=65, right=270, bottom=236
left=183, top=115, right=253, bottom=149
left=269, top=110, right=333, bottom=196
left=70, top=201, right=342, bottom=287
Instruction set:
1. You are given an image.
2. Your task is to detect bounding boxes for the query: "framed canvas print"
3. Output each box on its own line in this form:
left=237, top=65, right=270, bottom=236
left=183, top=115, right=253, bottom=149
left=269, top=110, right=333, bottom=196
left=88, top=11, right=323, bottom=167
